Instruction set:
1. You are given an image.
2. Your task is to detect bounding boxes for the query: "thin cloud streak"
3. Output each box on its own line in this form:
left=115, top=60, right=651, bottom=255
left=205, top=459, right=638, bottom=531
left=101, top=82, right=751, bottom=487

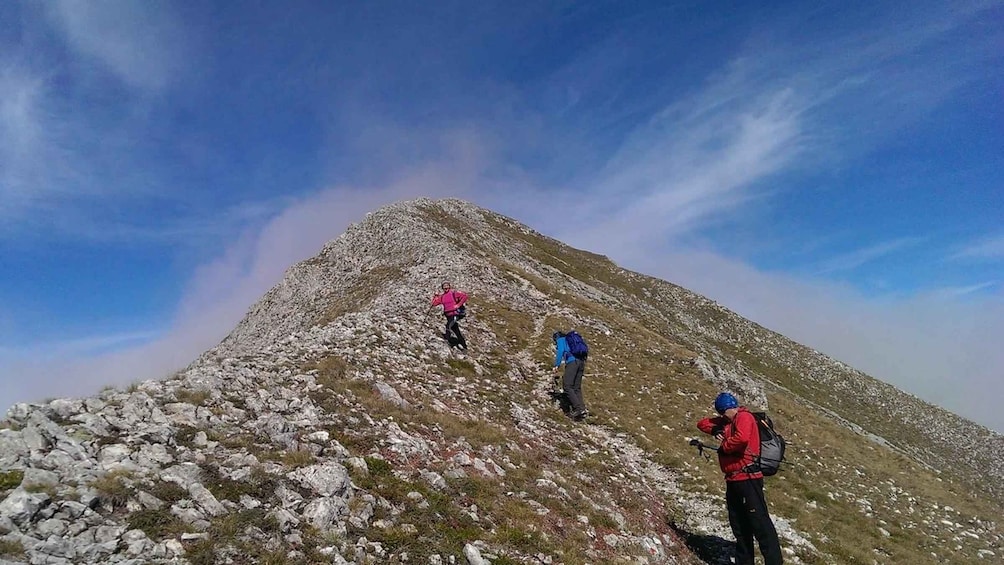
left=42, top=0, right=187, bottom=92
left=931, top=281, right=999, bottom=298
left=0, top=330, right=161, bottom=361
left=0, top=63, right=66, bottom=222
left=953, top=234, right=1004, bottom=260
left=0, top=2, right=192, bottom=241
left=814, top=237, right=924, bottom=275
left=567, top=84, right=806, bottom=254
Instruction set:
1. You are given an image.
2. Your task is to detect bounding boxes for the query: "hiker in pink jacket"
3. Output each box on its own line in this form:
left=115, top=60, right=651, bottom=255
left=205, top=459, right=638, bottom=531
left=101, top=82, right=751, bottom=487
left=431, top=282, right=468, bottom=350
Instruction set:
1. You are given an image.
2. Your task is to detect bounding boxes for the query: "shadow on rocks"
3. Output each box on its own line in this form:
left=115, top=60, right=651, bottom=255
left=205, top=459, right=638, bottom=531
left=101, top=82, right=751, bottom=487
left=547, top=390, right=572, bottom=416
left=668, top=521, right=735, bottom=565
left=437, top=330, right=465, bottom=349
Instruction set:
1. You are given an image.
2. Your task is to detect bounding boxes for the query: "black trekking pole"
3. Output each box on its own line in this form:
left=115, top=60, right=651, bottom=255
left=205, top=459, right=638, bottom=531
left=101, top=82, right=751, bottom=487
left=688, top=438, right=717, bottom=462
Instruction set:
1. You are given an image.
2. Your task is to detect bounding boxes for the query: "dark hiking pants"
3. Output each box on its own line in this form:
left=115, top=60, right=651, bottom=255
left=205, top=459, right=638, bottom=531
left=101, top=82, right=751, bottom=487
left=445, top=315, right=466, bottom=348
left=562, top=359, right=586, bottom=414
left=725, top=478, right=782, bottom=565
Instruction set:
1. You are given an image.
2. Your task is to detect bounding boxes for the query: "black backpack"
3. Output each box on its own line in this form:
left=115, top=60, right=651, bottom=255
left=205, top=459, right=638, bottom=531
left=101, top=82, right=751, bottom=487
left=451, top=292, right=467, bottom=319
left=752, top=412, right=786, bottom=476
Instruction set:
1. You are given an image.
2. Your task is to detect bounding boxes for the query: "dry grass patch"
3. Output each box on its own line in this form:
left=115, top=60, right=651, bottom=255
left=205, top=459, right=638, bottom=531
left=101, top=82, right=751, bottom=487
left=323, top=374, right=510, bottom=453
left=445, top=357, right=477, bottom=376
left=280, top=449, right=317, bottom=468
left=199, top=464, right=279, bottom=503
left=147, top=480, right=188, bottom=505
left=22, top=482, right=58, bottom=499
left=175, top=387, right=212, bottom=407
left=478, top=298, right=536, bottom=353
left=183, top=508, right=284, bottom=565
left=173, top=425, right=200, bottom=448
left=127, top=507, right=188, bottom=539
left=308, top=354, right=351, bottom=382
left=0, top=420, right=23, bottom=432
left=0, top=539, right=25, bottom=559
left=349, top=457, right=487, bottom=560
left=90, top=470, right=135, bottom=509
left=319, top=265, right=406, bottom=324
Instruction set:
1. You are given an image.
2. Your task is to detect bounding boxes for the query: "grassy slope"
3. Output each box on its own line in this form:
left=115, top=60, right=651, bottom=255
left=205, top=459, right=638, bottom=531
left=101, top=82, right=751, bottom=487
left=435, top=204, right=1003, bottom=564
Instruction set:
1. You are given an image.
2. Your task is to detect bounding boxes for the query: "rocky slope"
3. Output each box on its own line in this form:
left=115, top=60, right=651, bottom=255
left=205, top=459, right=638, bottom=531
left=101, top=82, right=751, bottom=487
left=0, top=198, right=1000, bottom=565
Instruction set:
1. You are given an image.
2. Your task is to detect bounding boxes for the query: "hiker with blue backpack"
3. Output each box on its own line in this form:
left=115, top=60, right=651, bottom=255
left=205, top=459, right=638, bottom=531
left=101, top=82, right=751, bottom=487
left=697, top=392, right=783, bottom=565
left=552, top=330, right=589, bottom=421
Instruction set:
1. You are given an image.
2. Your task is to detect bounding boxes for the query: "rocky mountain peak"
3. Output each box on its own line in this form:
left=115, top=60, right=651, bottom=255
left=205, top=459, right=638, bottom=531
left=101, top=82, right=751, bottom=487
left=1, top=198, right=1000, bottom=564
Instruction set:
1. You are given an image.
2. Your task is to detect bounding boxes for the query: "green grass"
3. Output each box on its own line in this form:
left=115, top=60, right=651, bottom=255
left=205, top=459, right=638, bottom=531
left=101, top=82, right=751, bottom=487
left=127, top=508, right=188, bottom=539
left=199, top=464, right=279, bottom=503
left=182, top=508, right=287, bottom=564
left=0, top=470, right=23, bottom=491
left=146, top=480, right=189, bottom=505
left=0, top=539, right=25, bottom=559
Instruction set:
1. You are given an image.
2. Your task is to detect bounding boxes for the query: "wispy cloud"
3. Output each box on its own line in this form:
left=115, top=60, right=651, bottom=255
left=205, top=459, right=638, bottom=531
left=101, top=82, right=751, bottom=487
left=815, top=237, right=924, bottom=275
left=0, top=329, right=161, bottom=362
left=0, top=59, right=138, bottom=238
left=526, top=3, right=998, bottom=261
left=0, top=62, right=69, bottom=222
left=576, top=85, right=805, bottom=251
left=0, top=2, right=197, bottom=242
left=930, top=281, right=999, bottom=298
left=953, top=234, right=1004, bottom=261
left=42, top=0, right=187, bottom=92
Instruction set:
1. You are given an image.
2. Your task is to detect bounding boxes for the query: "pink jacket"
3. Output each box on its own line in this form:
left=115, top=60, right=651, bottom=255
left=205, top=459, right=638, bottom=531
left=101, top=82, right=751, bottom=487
left=432, top=290, right=468, bottom=315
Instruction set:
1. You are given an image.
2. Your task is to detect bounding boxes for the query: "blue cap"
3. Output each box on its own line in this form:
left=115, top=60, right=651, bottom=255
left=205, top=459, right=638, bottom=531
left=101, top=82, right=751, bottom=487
left=714, top=392, right=739, bottom=414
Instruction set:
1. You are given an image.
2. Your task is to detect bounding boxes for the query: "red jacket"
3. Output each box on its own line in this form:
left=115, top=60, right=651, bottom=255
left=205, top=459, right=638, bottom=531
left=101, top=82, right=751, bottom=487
left=697, top=407, right=763, bottom=481
left=431, top=290, right=468, bottom=316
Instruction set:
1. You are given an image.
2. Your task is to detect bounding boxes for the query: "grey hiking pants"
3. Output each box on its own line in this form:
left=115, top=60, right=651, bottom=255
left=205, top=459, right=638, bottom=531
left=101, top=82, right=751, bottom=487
left=562, top=359, right=586, bottom=414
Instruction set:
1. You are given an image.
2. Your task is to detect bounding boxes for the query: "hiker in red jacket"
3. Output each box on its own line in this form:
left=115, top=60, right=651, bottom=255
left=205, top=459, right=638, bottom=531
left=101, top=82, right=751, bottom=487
left=697, top=392, right=783, bottom=565
left=431, top=282, right=468, bottom=350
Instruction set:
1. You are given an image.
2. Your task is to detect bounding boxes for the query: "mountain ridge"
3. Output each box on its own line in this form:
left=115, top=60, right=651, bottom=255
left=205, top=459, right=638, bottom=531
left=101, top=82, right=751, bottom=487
left=217, top=198, right=1003, bottom=495
left=1, top=198, right=1000, bottom=564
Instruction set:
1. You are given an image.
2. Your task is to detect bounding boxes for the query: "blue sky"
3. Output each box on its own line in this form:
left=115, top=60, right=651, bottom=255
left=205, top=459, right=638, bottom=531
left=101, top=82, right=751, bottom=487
left=1, top=1, right=1002, bottom=429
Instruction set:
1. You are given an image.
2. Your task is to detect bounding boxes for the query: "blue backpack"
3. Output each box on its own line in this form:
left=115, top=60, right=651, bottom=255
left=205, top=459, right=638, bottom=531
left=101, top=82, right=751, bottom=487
left=565, top=331, right=589, bottom=360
